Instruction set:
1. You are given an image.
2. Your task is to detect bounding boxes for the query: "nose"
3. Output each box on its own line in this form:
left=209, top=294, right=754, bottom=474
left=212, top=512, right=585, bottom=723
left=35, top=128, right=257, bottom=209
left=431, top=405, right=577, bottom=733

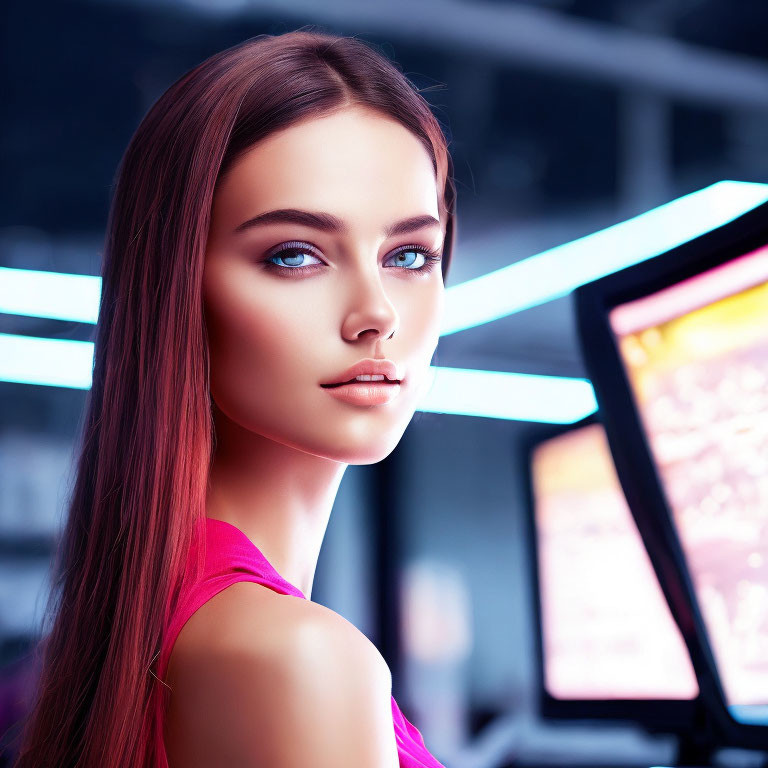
left=340, top=262, right=400, bottom=343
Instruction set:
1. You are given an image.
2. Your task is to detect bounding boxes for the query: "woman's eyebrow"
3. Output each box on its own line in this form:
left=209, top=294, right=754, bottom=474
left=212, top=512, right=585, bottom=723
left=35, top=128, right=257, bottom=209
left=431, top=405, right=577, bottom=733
left=233, top=208, right=440, bottom=238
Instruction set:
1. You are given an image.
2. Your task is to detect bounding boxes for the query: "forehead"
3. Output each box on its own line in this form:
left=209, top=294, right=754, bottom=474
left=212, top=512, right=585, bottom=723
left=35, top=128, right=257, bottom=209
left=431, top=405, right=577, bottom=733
left=212, top=107, right=440, bottom=231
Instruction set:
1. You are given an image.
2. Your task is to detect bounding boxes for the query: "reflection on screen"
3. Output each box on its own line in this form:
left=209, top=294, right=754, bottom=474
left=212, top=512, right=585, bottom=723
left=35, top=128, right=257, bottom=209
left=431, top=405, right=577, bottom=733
left=532, top=422, right=698, bottom=700
left=609, top=243, right=768, bottom=721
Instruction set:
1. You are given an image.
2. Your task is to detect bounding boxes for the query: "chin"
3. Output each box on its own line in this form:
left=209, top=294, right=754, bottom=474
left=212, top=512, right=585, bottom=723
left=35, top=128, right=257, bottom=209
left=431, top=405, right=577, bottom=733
left=314, top=423, right=408, bottom=465
left=347, top=442, right=400, bottom=466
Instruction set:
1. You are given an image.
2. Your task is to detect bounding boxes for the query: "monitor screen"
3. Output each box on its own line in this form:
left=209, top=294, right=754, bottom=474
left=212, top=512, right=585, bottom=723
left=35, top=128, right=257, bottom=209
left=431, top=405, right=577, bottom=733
left=532, top=421, right=699, bottom=701
left=608, top=242, right=768, bottom=724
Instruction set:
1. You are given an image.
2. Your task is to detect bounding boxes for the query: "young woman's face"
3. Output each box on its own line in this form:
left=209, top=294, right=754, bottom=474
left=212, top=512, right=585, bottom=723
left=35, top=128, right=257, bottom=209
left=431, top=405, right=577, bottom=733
left=203, top=105, right=446, bottom=464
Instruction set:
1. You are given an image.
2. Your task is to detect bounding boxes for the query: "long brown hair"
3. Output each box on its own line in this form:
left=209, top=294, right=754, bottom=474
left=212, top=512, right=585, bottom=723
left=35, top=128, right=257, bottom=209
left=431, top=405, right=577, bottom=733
left=11, top=27, right=456, bottom=767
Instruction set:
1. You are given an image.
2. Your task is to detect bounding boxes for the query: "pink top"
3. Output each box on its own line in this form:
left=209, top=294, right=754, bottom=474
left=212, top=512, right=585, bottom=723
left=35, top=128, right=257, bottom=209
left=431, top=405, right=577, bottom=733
left=154, top=516, right=446, bottom=767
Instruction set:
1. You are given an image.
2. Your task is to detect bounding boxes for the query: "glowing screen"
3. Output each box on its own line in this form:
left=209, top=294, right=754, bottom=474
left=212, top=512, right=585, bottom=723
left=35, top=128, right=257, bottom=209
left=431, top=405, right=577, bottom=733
left=532, top=422, right=699, bottom=700
left=609, top=243, right=768, bottom=723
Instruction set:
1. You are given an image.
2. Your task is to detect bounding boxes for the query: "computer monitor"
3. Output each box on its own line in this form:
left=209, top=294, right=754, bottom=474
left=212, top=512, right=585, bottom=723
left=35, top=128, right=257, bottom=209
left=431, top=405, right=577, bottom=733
left=523, top=414, right=700, bottom=735
left=575, top=198, right=768, bottom=752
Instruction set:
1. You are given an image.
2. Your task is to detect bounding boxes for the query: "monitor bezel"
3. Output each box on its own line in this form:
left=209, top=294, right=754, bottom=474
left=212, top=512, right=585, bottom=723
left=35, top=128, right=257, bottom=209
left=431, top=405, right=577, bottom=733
left=573, top=197, right=768, bottom=750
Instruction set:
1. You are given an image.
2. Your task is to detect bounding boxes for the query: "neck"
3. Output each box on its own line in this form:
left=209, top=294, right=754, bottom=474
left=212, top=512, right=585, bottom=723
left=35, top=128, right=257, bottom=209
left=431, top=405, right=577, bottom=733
left=205, top=407, right=348, bottom=600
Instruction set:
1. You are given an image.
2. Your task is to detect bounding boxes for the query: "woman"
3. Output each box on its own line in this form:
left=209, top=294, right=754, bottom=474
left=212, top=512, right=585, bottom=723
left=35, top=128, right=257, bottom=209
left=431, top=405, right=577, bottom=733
left=13, top=27, right=457, bottom=767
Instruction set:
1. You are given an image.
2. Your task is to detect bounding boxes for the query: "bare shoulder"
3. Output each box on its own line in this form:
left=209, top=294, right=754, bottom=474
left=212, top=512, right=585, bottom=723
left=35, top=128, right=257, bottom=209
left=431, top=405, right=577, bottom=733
left=164, top=581, right=397, bottom=768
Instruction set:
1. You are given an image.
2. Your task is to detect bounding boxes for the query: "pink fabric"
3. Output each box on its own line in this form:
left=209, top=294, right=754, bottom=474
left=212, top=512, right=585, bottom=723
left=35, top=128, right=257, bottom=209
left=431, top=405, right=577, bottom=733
left=154, top=516, right=446, bottom=767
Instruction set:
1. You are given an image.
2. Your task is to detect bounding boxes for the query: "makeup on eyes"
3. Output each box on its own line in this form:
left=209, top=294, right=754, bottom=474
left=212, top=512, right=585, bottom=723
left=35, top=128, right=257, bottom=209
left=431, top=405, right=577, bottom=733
left=260, top=240, right=443, bottom=277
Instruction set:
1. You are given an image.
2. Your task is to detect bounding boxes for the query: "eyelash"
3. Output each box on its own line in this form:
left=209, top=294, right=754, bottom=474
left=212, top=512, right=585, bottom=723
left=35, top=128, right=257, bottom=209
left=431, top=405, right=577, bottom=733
left=262, top=241, right=443, bottom=277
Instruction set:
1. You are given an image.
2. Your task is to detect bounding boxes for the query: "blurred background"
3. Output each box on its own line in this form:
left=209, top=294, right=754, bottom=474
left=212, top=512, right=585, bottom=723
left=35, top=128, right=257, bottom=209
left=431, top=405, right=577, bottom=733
left=2, top=0, right=768, bottom=766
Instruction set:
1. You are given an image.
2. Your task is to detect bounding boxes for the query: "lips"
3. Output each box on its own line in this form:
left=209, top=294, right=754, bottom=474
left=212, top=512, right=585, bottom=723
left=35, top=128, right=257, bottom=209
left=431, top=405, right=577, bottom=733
left=321, top=358, right=403, bottom=388
left=322, top=378, right=402, bottom=406
left=324, top=375, right=399, bottom=388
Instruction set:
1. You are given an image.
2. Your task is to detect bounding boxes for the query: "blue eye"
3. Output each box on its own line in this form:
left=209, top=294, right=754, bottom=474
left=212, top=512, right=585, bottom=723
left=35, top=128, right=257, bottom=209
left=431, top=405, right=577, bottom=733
left=266, top=244, right=323, bottom=269
left=387, top=248, right=426, bottom=269
left=384, top=245, right=443, bottom=273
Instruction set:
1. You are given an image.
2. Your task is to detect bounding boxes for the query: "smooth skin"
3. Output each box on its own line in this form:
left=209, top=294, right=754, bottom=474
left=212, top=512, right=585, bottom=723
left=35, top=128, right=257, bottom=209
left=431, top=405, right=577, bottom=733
left=164, top=105, right=447, bottom=767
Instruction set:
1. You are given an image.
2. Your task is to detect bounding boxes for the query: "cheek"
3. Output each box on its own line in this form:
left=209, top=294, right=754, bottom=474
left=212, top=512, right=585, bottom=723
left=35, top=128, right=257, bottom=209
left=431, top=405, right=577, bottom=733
left=400, top=281, right=443, bottom=355
left=393, top=281, right=444, bottom=405
left=203, top=272, right=315, bottom=415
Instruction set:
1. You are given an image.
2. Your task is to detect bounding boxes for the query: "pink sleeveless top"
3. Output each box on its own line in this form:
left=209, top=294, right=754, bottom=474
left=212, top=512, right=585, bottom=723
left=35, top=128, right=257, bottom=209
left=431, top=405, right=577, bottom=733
left=154, top=516, right=446, bottom=768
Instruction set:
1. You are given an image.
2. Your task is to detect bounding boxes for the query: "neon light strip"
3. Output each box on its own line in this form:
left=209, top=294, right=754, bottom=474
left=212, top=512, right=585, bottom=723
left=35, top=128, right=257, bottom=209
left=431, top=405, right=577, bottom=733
left=0, top=333, right=93, bottom=390
left=0, top=267, right=101, bottom=324
left=441, top=180, right=768, bottom=336
left=417, top=365, right=597, bottom=424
